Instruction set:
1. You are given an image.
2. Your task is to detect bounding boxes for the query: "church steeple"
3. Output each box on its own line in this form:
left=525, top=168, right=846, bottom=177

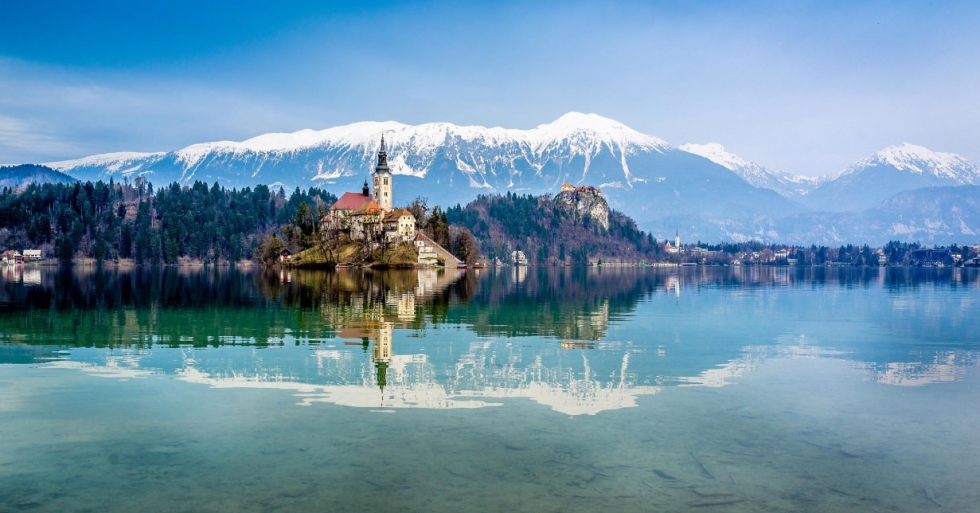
left=372, top=134, right=393, bottom=211
left=377, top=134, right=388, bottom=169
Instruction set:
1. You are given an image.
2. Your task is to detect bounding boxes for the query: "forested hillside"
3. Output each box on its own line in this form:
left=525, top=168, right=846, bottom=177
left=447, top=191, right=661, bottom=264
left=0, top=164, right=76, bottom=188
left=0, top=179, right=335, bottom=264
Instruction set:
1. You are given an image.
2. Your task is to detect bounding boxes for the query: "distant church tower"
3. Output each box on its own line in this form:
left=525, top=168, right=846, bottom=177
left=372, top=135, right=393, bottom=212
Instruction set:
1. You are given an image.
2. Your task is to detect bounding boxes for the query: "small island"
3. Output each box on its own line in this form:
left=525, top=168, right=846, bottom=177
left=267, top=136, right=472, bottom=269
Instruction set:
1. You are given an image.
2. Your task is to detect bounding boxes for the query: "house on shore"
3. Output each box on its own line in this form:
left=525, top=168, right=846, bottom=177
left=1, top=250, right=24, bottom=265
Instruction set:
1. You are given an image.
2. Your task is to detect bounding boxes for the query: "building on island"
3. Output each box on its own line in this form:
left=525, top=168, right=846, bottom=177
left=384, top=209, right=417, bottom=241
left=372, top=136, right=394, bottom=212
left=318, top=135, right=465, bottom=266
left=321, top=136, right=417, bottom=243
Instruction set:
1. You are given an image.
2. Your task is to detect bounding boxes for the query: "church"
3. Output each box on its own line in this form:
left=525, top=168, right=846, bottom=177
left=322, top=136, right=417, bottom=243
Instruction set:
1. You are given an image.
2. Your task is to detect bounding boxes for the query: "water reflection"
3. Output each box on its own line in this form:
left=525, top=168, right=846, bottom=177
left=1, top=266, right=979, bottom=414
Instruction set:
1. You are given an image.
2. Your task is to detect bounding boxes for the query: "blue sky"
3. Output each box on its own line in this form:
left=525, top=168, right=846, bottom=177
left=2, top=0, right=979, bottom=176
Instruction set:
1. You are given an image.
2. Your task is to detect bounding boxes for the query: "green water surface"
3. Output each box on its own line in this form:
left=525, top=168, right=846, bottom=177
left=1, top=266, right=978, bottom=512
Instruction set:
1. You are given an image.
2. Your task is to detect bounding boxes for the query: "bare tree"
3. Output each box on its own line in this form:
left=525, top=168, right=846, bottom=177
left=449, top=226, right=480, bottom=264
left=407, top=197, right=429, bottom=230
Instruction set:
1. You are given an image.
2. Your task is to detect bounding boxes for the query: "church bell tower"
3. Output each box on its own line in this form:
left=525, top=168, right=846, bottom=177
left=372, top=135, right=393, bottom=212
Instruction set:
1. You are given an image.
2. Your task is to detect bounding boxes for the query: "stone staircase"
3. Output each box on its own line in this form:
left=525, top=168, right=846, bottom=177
left=415, top=233, right=462, bottom=266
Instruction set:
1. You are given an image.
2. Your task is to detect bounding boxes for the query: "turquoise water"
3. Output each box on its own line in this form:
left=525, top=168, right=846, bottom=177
left=1, top=266, right=978, bottom=511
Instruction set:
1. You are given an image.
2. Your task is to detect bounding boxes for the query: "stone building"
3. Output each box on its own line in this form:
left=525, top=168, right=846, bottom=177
left=322, top=136, right=416, bottom=242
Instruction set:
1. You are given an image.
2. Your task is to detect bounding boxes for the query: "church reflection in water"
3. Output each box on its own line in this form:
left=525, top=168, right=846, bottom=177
left=4, top=266, right=980, bottom=414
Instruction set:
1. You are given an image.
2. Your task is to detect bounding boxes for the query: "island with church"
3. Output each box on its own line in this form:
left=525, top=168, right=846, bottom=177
left=281, top=136, right=468, bottom=269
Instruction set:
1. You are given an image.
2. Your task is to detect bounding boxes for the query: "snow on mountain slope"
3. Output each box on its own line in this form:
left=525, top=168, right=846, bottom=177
left=803, top=143, right=980, bottom=212
left=47, top=151, right=166, bottom=174
left=44, top=112, right=677, bottom=192
left=678, top=143, right=752, bottom=171
left=39, top=112, right=811, bottom=240
left=678, top=143, right=821, bottom=198
left=837, top=143, right=980, bottom=182
left=526, top=112, right=668, bottom=154
left=29, top=114, right=980, bottom=244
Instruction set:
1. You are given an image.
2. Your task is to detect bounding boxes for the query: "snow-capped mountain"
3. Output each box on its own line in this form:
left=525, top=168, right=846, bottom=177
left=44, top=113, right=803, bottom=235
left=846, top=143, right=979, bottom=181
left=46, top=113, right=670, bottom=188
left=41, top=114, right=978, bottom=243
left=802, top=143, right=980, bottom=212
left=678, top=143, right=822, bottom=198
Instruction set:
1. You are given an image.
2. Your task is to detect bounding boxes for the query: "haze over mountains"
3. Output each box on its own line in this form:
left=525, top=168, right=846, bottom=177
left=13, top=113, right=980, bottom=245
left=678, top=142, right=824, bottom=199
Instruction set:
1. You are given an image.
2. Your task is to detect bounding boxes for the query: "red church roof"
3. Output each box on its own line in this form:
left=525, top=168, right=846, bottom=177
left=351, top=201, right=381, bottom=216
left=331, top=192, right=374, bottom=211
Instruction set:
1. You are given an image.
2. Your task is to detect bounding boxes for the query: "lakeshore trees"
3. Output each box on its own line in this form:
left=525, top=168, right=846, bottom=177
left=3, top=180, right=974, bottom=267
left=0, top=180, right=335, bottom=265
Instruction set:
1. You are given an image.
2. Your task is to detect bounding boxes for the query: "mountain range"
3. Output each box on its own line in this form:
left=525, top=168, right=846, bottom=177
left=11, top=112, right=980, bottom=245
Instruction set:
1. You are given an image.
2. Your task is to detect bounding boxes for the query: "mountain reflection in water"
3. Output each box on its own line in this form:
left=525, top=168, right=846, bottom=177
left=1, top=266, right=978, bottom=414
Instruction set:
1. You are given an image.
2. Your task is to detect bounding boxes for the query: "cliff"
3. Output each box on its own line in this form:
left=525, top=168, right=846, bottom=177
left=555, top=187, right=609, bottom=230
left=447, top=190, right=659, bottom=265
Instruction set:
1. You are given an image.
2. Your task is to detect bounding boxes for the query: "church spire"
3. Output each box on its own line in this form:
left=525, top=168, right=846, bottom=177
left=377, top=134, right=388, bottom=168
left=373, top=134, right=393, bottom=211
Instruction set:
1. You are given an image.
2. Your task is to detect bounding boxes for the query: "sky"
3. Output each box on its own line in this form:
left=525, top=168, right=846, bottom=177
left=1, top=0, right=979, bottom=176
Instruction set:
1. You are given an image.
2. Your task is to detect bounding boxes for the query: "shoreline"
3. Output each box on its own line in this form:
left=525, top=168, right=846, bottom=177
left=3, top=259, right=975, bottom=270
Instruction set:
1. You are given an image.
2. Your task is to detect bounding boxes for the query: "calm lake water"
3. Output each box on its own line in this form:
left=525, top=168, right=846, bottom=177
left=1, top=265, right=978, bottom=512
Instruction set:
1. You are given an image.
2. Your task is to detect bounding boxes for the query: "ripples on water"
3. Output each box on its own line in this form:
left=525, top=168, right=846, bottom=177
left=0, top=265, right=978, bottom=511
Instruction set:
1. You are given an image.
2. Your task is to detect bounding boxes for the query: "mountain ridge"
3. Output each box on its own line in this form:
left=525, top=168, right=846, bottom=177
left=41, top=113, right=804, bottom=239
left=677, top=142, right=823, bottom=198
left=0, top=164, right=77, bottom=189
left=23, top=113, right=980, bottom=244
left=803, top=143, right=980, bottom=212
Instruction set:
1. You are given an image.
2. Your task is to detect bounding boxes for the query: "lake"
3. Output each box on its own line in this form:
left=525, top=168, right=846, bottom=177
left=1, top=265, right=978, bottom=512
